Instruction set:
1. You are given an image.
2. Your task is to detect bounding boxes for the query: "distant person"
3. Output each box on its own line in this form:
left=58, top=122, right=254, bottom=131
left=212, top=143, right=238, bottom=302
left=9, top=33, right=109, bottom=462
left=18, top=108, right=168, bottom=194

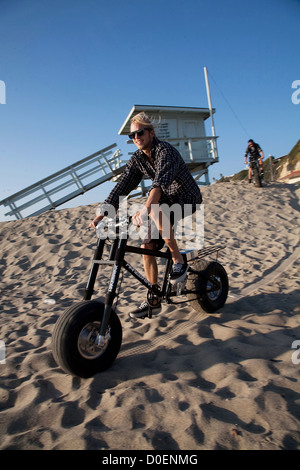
left=244, top=139, right=264, bottom=183
left=89, top=112, right=202, bottom=318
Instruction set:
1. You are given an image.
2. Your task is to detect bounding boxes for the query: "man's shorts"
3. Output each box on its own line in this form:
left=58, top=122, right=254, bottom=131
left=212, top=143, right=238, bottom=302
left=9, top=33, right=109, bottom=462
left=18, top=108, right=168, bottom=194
left=141, top=196, right=198, bottom=251
left=249, top=157, right=259, bottom=169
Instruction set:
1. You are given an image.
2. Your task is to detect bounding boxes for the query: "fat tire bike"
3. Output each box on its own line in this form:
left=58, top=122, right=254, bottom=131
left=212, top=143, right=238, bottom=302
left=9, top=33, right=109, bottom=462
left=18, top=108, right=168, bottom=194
left=249, top=159, right=263, bottom=187
left=52, top=217, right=229, bottom=378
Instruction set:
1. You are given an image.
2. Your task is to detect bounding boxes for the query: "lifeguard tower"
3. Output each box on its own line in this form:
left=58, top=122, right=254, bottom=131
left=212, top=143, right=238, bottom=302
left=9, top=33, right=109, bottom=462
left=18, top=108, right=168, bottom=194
left=118, top=103, right=218, bottom=195
left=0, top=70, right=219, bottom=219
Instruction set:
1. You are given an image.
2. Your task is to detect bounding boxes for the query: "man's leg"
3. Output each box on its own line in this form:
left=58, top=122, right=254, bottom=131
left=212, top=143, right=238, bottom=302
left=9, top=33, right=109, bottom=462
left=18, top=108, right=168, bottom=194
left=259, top=158, right=264, bottom=179
left=149, top=206, right=184, bottom=265
left=149, top=207, right=187, bottom=283
left=141, top=241, right=158, bottom=284
left=161, top=225, right=184, bottom=265
left=129, top=240, right=161, bottom=319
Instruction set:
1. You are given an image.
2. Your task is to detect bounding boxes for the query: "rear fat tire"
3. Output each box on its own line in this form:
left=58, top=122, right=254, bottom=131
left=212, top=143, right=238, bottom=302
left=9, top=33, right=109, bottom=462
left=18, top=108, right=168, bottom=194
left=52, top=300, right=122, bottom=378
left=252, top=165, right=262, bottom=187
left=186, top=260, right=228, bottom=314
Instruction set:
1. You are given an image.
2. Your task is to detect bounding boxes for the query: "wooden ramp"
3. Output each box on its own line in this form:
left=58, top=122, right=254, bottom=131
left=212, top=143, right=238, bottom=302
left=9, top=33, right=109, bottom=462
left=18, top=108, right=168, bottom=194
left=0, top=144, right=125, bottom=219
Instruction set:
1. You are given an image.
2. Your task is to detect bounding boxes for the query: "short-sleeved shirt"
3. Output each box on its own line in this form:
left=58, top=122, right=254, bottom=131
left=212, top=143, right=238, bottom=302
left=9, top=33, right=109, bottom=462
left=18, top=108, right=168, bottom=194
left=245, top=142, right=262, bottom=161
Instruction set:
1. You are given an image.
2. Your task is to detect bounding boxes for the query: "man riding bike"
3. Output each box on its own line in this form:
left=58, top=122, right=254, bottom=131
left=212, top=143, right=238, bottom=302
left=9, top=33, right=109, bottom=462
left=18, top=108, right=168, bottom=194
left=244, top=139, right=264, bottom=183
left=90, top=112, right=202, bottom=318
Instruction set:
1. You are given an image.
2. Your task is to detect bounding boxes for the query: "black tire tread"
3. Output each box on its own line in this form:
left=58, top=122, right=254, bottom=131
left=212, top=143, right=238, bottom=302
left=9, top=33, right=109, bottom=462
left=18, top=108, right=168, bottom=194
left=52, top=300, right=122, bottom=378
left=186, top=260, right=228, bottom=314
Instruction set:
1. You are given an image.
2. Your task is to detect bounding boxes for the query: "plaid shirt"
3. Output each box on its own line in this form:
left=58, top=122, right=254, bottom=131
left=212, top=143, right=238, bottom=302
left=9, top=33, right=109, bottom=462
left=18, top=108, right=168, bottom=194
left=102, top=137, right=202, bottom=211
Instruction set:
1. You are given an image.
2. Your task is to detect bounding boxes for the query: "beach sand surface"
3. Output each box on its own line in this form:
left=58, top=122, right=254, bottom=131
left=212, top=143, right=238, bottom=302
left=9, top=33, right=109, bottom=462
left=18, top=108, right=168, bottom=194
left=0, top=181, right=299, bottom=450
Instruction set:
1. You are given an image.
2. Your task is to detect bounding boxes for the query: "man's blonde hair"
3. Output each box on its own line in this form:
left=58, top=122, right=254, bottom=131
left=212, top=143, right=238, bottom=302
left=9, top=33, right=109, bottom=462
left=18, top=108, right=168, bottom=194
left=130, top=112, right=155, bottom=131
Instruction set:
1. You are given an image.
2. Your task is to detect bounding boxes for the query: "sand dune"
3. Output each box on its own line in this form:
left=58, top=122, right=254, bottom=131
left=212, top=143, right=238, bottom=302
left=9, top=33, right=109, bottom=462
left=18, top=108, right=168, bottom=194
left=0, top=181, right=299, bottom=450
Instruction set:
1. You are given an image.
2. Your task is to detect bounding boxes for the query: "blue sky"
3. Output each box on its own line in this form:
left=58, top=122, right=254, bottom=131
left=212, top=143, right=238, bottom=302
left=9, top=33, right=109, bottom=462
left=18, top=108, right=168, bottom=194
left=0, top=0, right=299, bottom=220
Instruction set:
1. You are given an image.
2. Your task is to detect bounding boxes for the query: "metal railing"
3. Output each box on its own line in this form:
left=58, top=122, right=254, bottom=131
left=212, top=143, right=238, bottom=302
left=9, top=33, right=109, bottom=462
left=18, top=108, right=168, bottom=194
left=166, top=136, right=218, bottom=163
left=0, top=144, right=125, bottom=219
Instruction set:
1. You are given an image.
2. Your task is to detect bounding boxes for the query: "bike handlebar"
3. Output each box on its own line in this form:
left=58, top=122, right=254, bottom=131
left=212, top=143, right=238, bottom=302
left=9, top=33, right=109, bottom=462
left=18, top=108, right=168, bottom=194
left=95, top=216, right=133, bottom=239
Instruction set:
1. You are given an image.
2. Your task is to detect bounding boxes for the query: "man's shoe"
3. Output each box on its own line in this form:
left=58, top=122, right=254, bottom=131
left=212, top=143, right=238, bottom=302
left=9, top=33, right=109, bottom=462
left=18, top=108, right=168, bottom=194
left=170, top=262, right=188, bottom=284
left=129, top=300, right=161, bottom=319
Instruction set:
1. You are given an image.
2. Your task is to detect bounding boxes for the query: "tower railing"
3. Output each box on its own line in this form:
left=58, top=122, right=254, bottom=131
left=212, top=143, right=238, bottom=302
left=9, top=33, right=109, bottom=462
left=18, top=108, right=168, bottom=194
left=0, top=144, right=125, bottom=219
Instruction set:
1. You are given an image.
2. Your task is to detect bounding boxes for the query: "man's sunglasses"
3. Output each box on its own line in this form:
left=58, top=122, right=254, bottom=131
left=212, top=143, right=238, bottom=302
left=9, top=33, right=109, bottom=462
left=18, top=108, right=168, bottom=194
left=128, top=127, right=152, bottom=140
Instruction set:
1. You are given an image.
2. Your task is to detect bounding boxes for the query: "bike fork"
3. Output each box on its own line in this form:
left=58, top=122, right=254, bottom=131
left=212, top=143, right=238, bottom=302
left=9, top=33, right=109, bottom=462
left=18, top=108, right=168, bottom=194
left=83, top=238, right=106, bottom=300
left=97, top=238, right=126, bottom=345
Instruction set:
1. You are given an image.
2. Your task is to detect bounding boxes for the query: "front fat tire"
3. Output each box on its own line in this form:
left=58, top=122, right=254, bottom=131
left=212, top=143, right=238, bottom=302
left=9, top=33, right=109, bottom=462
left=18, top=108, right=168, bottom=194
left=52, top=300, right=122, bottom=378
left=186, top=260, right=229, bottom=314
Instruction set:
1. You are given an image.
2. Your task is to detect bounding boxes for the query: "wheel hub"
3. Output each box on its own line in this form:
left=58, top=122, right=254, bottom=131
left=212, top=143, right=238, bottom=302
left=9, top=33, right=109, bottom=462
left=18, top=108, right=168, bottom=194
left=207, top=275, right=222, bottom=301
left=78, top=321, right=111, bottom=360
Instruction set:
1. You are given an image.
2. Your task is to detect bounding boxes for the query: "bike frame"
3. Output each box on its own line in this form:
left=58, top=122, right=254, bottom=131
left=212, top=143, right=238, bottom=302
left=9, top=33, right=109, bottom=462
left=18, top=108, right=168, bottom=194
left=83, top=234, right=174, bottom=340
left=83, top=226, right=223, bottom=345
left=249, top=158, right=262, bottom=187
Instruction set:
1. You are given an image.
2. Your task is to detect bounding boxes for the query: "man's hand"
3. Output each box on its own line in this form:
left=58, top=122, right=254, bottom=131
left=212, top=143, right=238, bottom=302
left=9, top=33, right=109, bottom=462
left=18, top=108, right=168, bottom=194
left=132, top=186, right=162, bottom=227
left=89, top=214, right=104, bottom=229
left=132, top=205, right=149, bottom=226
